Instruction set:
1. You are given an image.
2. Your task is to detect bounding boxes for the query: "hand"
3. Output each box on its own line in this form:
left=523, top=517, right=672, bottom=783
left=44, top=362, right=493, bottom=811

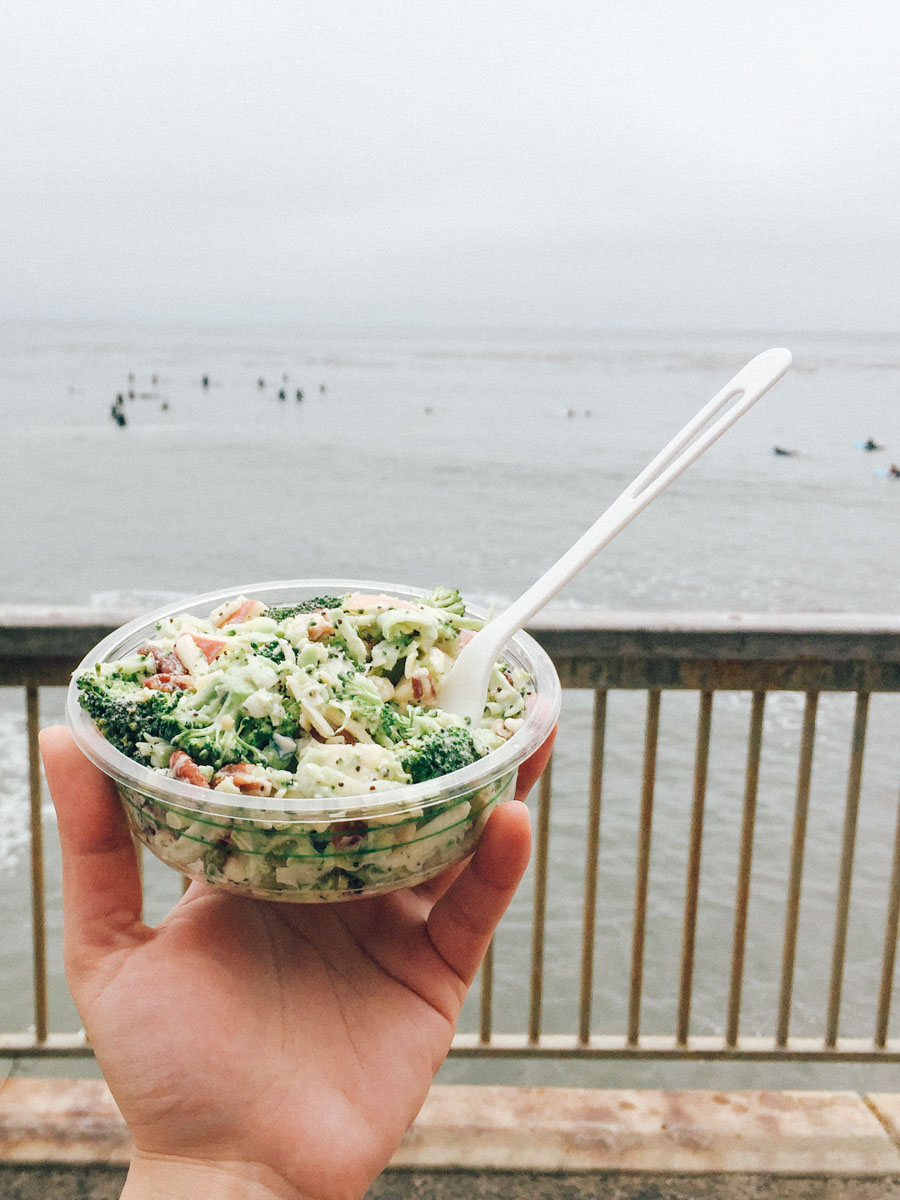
left=40, top=725, right=554, bottom=1200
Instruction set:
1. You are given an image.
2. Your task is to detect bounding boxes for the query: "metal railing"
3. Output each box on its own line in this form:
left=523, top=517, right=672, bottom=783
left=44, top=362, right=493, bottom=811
left=2, top=607, right=899, bottom=1064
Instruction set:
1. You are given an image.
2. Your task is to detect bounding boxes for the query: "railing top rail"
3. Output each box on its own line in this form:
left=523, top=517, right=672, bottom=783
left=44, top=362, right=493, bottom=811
left=2, top=606, right=900, bottom=665
left=534, top=610, right=900, bottom=635
left=529, top=611, right=900, bottom=666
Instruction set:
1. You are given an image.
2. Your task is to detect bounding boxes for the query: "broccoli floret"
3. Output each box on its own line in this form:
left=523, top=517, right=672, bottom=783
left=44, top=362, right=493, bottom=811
left=265, top=597, right=343, bottom=622
left=400, top=726, right=481, bottom=784
left=233, top=710, right=298, bottom=767
left=77, top=674, right=181, bottom=759
left=234, top=715, right=276, bottom=751
left=171, top=704, right=264, bottom=768
left=422, top=587, right=466, bottom=615
left=171, top=722, right=264, bottom=769
left=254, top=640, right=286, bottom=663
left=328, top=673, right=385, bottom=736
left=377, top=702, right=415, bottom=747
left=168, top=677, right=302, bottom=770
left=169, top=681, right=262, bottom=769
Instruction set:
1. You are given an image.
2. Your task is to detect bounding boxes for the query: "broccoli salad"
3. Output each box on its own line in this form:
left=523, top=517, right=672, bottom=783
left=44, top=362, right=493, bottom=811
left=75, top=587, right=532, bottom=900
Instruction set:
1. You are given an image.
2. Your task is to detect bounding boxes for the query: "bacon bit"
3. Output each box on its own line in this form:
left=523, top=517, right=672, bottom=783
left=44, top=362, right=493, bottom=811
left=190, top=634, right=227, bottom=663
left=144, top=673, right=195, bottom=692
left=343, top=593, right=392, bottom=609
left=306, top=611, right=334, bottom=641
left=169, top=750, right=209, bottom=788
left=456, top=629, right=477, bottom=649
left=410, top=669, right=436, bottom=703
left=331, top=819, right=368, bottom=851
left=215, top=599, right=267, bottom=628
left=343, top=592, right=416, bottom=612
left=138, top=643, right=186, bottom=674
left=393, top=668, right=437, bottom=707
left=212, top=763, right=273, bottom=796
left=308, top=726, right=356, bottom=744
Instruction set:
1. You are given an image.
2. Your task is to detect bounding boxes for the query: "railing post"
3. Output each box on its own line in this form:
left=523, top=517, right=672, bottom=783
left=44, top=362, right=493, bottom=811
left=479, top=938, right=494, bottom=1045
left=875, top=789, right=900, bottom=1049
left=27, top=686, right=48, bottom=1045
left=826, top=692, right=870, bottom=1048
left=528, top=754, right=553, bottom=1044
left=628, top=690, right=660, bottom=1046
left=578, top=688, right=607, bottom=1044
left=726, top=690, right=765, bottom=1047
left=677, top=689, right=714, bottom=1046
left=777, top=691, right=819, bottom=1046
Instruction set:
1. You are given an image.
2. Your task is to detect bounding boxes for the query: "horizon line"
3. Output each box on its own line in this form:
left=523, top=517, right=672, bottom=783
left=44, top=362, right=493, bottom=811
left=1, top=317, right=899, bottom=339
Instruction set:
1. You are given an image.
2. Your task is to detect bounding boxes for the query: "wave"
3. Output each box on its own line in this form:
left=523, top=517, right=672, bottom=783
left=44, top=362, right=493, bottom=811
left=0, top=711, right=53, bottom=874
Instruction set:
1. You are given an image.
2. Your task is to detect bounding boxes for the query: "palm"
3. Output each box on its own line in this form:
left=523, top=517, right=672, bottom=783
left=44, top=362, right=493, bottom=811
left=81, top=884, right=467, bottom=1193
left=41, top=725, right=549, bottom=1199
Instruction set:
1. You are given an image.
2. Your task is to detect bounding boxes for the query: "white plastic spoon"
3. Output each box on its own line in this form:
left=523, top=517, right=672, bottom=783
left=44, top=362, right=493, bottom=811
left=437, top=347, right=793, bottom=723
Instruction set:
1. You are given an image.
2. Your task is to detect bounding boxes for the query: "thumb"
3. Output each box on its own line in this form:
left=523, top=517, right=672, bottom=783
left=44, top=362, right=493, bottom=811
left=514, top=723, right=557, bottom=801
left=425, top=798, right=531, bottom=987
left=40, top=726, right=147, bottom=975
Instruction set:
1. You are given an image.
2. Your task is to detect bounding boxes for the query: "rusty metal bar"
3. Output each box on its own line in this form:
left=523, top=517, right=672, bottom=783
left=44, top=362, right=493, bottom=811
left=776, top=691, right=819, bottom=1046
left=6, top=1027, right=900, bottom=1064
left=528, top=754, right=553, bottom=1043
left=134, top=836, right=145, bottom=922
left=449, top=1030, right=900, bottom=1060
left=628, top=690, right=661, bottom=1046
left=726, top=690, right=766, bottom=1046
left=479, top=938, right=495, bottom=1044
left=875, top=790, right=900, bottom=1048
left=677, top=689, right=714, bottom=1045
left=26, top=687, right=48, bottom=1044
left=826, top=692, right=870, bottom=1047
left=578, top=689, right=607, bottom=1044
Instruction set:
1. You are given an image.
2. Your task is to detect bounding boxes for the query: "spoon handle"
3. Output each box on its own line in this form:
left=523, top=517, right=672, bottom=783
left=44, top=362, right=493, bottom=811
left=496, top=346, right=792, bottom=640
left=438, top=347, right=792, bottom=721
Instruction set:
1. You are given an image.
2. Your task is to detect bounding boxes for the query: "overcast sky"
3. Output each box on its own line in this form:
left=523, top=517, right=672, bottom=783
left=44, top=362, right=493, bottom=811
left=2, top=2, right=898, bottom=330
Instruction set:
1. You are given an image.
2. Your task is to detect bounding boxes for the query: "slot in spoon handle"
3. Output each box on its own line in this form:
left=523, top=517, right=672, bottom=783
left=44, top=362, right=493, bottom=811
left=437, top=347, right=792, bottom=722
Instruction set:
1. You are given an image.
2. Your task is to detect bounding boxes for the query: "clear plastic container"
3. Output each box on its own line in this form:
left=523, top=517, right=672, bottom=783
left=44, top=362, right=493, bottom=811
left=66, top=579, right=561, bottom=902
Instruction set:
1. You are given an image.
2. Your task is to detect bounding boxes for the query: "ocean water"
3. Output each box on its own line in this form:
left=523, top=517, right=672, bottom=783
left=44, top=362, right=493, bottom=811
left=1, top=322, right=898, bottom=1090
left=1, top=323, right=899, bottom=613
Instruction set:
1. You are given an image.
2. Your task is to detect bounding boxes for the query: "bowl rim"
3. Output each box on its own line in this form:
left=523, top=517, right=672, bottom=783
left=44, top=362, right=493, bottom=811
left=66, top=578, right=562, bottom=821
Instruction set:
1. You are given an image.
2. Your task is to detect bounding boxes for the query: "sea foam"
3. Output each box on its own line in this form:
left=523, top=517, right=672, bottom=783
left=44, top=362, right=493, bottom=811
left=0, top=710, right=53, bottom=874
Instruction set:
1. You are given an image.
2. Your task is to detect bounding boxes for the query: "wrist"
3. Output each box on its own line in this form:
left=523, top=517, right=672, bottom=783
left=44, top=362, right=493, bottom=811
left=121, top=1150, right=318, bottom=1200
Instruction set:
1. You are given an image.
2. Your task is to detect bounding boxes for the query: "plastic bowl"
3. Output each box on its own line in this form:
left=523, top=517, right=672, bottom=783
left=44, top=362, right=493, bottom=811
left=66, top=579, right=561, bottom=902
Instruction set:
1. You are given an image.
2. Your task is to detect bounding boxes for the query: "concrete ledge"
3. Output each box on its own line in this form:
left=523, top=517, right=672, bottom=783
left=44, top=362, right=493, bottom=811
left=5, top=1166, right=900, bottom=1200
left=0, top=1080, right=131, bottom=1164
left=3, top=1081, right=900, bottom=1177
left=395, top=1086, right=900, bottom=1174
left=868, top=1094, right=900, bottom=1145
